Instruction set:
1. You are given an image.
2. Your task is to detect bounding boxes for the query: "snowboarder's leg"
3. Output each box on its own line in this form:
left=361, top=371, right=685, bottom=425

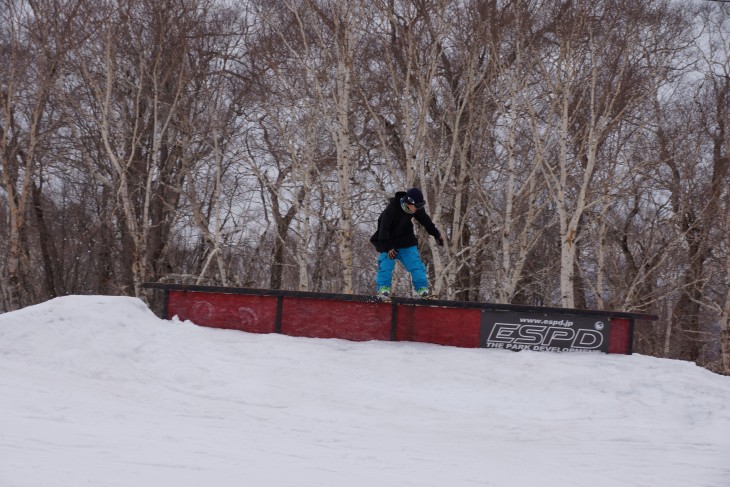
left=398, top=246, right=428, bottom=292
left=376, top=251, right=396, bottom=293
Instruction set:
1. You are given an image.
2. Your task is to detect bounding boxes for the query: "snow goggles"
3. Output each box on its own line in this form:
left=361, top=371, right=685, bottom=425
left=405, top=196, right=426, bottom=209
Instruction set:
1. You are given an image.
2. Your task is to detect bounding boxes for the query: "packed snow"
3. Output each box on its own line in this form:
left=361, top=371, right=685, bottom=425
left=1, top=295, right=729, bottom=487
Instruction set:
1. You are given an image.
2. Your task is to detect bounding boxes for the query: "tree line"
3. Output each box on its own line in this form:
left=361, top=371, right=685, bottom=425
left=2, top=0, right=729, bottom=375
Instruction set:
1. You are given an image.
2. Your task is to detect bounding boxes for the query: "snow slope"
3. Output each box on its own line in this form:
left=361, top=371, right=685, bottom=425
left=0, top=295, right=729, bottom=487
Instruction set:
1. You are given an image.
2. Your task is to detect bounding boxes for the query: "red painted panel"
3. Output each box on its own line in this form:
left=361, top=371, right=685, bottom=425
left=161, top=288, right=638, bottom=354
left=281, top=297, right=392, bottom=341
left=396, top=305, right=481, bottom=348
left=608, top=318, right=631, bottom=354
left=167, top=291, right=277, bottom=334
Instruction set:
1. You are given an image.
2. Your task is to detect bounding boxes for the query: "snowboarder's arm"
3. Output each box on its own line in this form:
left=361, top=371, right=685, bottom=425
left=377, top=206, right=396, bottom=251
left=415, top=211, right=441, bottom=238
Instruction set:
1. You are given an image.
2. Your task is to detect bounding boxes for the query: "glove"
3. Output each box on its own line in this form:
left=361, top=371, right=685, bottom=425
left=387, top=249, right=398, bottom=259
left=436, top=235, right=444, bottom=247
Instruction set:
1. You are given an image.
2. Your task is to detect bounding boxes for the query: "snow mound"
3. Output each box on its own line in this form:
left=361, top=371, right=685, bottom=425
left=1, top=295, right=729, bottom=487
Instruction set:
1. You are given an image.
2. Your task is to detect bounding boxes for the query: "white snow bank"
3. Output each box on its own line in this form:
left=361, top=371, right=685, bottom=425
left=1, top=295, right=729, bottom=487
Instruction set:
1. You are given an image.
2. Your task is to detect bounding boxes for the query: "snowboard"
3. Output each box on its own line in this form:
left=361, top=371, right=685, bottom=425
left=374, top=293, right=436, bottom=303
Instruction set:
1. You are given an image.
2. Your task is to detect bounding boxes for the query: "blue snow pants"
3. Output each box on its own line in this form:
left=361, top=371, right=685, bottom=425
left=376, top=246, right=428, bottom=292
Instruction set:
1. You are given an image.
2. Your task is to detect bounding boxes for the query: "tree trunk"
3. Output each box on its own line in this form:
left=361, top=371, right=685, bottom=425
left=720, top=268, right=730, bottom=374
left=32, top=181, right=60, bottom=299
left=6, top=228, right=23, bottom=311
left=270, top=230, right=287, bottom=290
left=333, top=26, right=355, bottom=294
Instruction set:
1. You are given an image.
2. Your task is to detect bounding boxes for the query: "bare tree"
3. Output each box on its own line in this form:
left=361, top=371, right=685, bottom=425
left=1, top=0, right=88, bottom=310
left=301, top=0, right=360, bottom=293
left=672, top=1, right=730, bottom=370
left=529, top=1, right=669, bottom=308
left=75, top=0, right=237, bottom=298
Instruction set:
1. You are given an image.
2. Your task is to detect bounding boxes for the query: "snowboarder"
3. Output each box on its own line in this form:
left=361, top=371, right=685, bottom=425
left=370, top=187, right=444, bottom=300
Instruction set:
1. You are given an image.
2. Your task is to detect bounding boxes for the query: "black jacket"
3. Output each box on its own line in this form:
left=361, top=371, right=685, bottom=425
left=370, top=192, right=441, bottom=252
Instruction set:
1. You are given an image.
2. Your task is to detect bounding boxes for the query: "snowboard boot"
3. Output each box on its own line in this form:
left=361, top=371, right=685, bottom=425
left=377, top=286, right=392, bottom=302
left=416, top=288, right=433, bottom=299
